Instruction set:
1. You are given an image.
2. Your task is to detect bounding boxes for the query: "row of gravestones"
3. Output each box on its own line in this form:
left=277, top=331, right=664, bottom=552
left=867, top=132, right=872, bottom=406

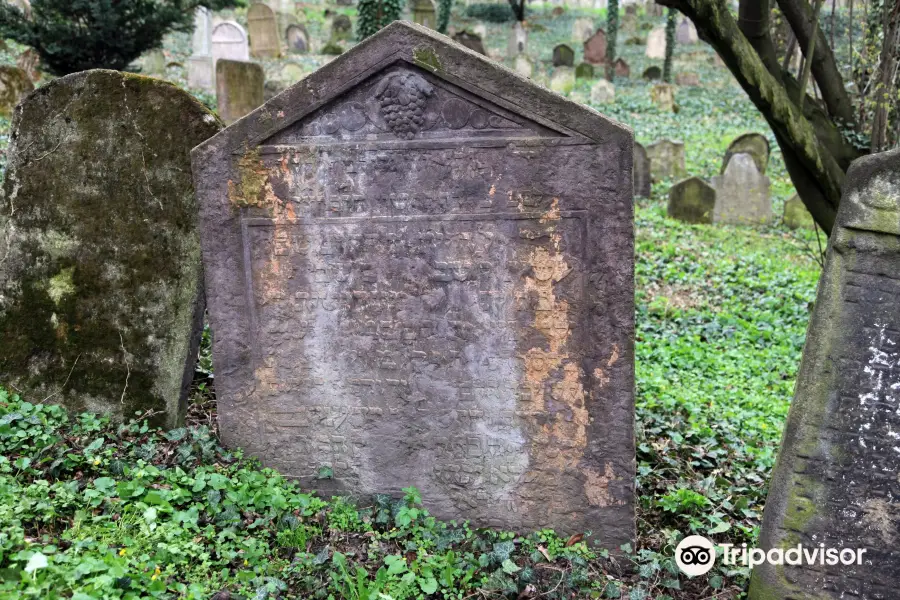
left=3, top=26, right=897, bottom=597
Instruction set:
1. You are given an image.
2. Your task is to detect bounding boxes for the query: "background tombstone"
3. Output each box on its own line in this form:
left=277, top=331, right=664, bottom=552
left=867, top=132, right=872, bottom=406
left=749, top=148, right=900, bottom=600
left=575, top=62, right=594, bottom=79
left=552, top=44, right=574, bottom=67
left=650, top=83, right=675, bottom=112
left=0, top=65, right=33, bottom=117
left=642, top=65, right=661, bottom=80
left=212, top=21, right=250, bottom=67
left=676, top=17, right=698, bottom=44
left=514, top=54, right=534, bottom=78
left=285, top=23, right=309, bottom=53
left=668, top=177, right=716, bottom=224
left=0, top=70, right=221, bottom=429
left=646, top=139, right=686, bottom=181
left=549, top=67, right=575, bottom=94
left=633, top=142, right=651, bottom=198
left=572, top=17, right=594, bottom=42
left=674, top=72, right=700, bottom=86
left=724, top=132, right=770, bottom=175
left=411, top=0, right=437, bottom=28
left=453, top=30, right=486, bottom=55
left=590, top=78, right=615, bottom=103
left=189, top=6, right=215, bottom=91
left=613, top=57, right=630, bottom=78
left=508, top=21, right=527, bottom=57
left=583, top=29, right=607, bottom=65
left=782, top=195, right=815, bottom=230
left=216, top=59, right=265, bottom=124
left=332, top=14, right=353, bottom=41
left=711, top=153, right=771, bottom=224
left=646, top=26, right=666, bottom=59
left=248, top=3, right=281, bottom=58
left=192, top=21, right=636, bottom=544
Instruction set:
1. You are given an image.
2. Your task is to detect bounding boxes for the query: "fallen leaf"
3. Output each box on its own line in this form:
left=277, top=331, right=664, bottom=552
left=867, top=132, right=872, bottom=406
left=565, top=533, right=584, bottom=547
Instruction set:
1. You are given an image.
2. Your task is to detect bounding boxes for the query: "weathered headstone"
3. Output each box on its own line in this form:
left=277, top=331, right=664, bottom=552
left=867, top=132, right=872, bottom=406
left=711, top=153, right=771, bottom=225
left=782, top=194, right=815, bottom=230
left=572, top=17, right=594, bottom=42
left=0, top=66, right=33, bottom=117
left=514, top=54, right=534, bottom=78
left=633, top=142, right=651, bottom=198
left=212, top=21, right=250, bottom=66
left=0, top=70, right=221, bottom=429
left=613, top=57, right=630, bottom=78
left=332, top=14, right=353, bottom=42
left=642, top=65, right=662, bottom=80
left=676, top=17, right=698, bottom=44
left=189, top=7, right=215, bottom=91
left=191, top=22, right=635, bottom=542
left=216, top=60, right=265, bottom=125
left=668, top=177, right=716, bottom=224
left=724, top=132, right=770, bottom=175
left=749, top=148, right=900, bottom=600
left=650, top=83, right=675, bottom=112
left=549, top=68, right=575, bottom=94
left=675, top=72, right=700, bottom=86
left=575, top=62, right=594, bottom=79
left=411, top=0, right=437, bottom=29
left=508, top=21, right=527, bottom=57
left=248, top=3, right=281, bottom=58
left=590, top=78, right=615, bottom=104
left=192, top=6, right=213, bottom=56
left=646, top=139, right=686, bottom=181
left=552, top=44, right=575, bottom=67
left=286, top=24, right=309, bottom=53
left=646, top=26, right=666, bottom=59
left=453, top=31, right=486, bottom=55
left=583, top=29, right=607, bottom=65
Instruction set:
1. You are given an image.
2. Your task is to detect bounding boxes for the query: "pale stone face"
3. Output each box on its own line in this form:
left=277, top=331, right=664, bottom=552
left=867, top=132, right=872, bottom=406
left=192, top=22, right=636, bottom=543
left=248, top=3, right=281, bottom=58
left=711, top=153, right=771, bottom=225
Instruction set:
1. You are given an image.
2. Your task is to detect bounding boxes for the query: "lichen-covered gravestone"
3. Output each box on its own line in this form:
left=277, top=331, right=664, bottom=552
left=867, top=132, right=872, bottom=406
left=0, top=65, right=33, bottom=117
left=216, top=59, right=265, bottom=125
left=749, top=148, right=900, bottom=600
left=782, top=194, right=815, bottom=230
left=711, top=153, right=771, bottom=225
left=575, top=62, right=594, bottom=80
left=650, top=83, right=675, bottom=112
left=332, top=15, right=353, bottom=42
left=411, top=0, right=436, bottom=29
left=248, top=3, right=281, bottom=58
left=286, top=24, right=309, bottom=53
left=646, top=139, right=686, bottom=181
left=552, top=44, right=575, bottom=67
left=590, top=79, right=615, bottom=104
left=192, top=22, right=636, bottom=542
left=583, top=30, right=607, bottom=65
left=723, top=132, right=770, bottom=175
left=633, top=142, right=651, bottom=198
left=0, top=70, right=221, bottom=428
left=667, top=177, right=716, bottom=224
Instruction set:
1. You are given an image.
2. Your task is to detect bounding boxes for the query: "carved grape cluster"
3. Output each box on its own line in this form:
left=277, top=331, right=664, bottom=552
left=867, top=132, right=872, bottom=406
left=374, top=72, right=433, bottom=140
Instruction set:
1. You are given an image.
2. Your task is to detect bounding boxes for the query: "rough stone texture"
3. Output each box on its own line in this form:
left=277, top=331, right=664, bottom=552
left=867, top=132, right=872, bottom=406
left=453, top=31, right=486, bottom=56
left=0, top=70, right=221, bottom=429
left=613, top=58, right=630, bottom=78
left=0, top=66, right=33, bottom=117
left=192, top=22, right=635, bottom=542
left=212, top=21, right=250, bottom=67
left=216, top=59, right=265, bottom=125
left=549, top=68, right=575, bottom=95
left=248, top=3, right=281, bottom=58
left=572, top=18, right=594, bottom=42
left=332, top=15, right=353, bottom=42
left=583, top=30, right=607, bottom=65
left=749, top=147, right=900, bottom=600
left=646, top=139, right=686, bottom=181
left=723, top=132, right=770, bottom=175
left=711, top=153, right=771, bottom=225
left=676, top=17, right=698, bottom=44
left=642, top=65, right=661, bottom=80
left=590, top=79, right=615, bottom=104
left=650, top=83, right=675, bottom=112
left=667, top=177, right=716, bottom=224
left=645, top=26, right=666, bottom=59
left=552, top=44, right=574, bottom=67
left=575, top=62, right=594, bottom=79
left=783, top=194, right=815, bottom=230
left=411, top=0, right=437, bottom=29
left=514, top=55, right=533, bottom=78
left=633, top=142, right=650, bottom=198
left=674, top=72, right=699, bottom=86
left=286, top=24, right=309, bottom=53
left=508, top=22, right=527, bottom=58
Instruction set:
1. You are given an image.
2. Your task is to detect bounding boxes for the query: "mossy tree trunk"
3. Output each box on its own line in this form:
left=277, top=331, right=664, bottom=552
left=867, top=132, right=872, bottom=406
left=663, top=8, right=676, bottom=82
left=606, top=0, right=619, bottom=79
left=657, top=0, right=867, bottom=235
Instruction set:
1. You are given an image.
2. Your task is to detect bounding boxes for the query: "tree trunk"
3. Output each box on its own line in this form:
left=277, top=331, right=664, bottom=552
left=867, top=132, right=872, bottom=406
left=870, top=1, right=900, bottom=152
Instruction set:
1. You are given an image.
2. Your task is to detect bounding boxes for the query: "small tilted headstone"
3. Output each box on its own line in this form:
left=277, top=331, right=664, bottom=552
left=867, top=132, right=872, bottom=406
left=633, top=142, right=651, bottom=198
left=0, top=65, right=33, bottom=117
left=216, top=59, right=265, bottom=124
left=645, top=26, right=666, bottom=59
left=711, top=153, right=771, bottom=225
left=750, top=148, right=900, bottom=599
left=453, top=30, right=486, bottom=55
left=575, top=62, right=594, bottom=79
left=723, top=132, right=770, bottom=175
left=583, top=29, right=607, bottom=65
left=332, top=14, right=353, bottom=42
left=782, top=194, right=815, bottom=230
left=552, top=44, right=575, bottom=67
left=0, top=70, right=221, bottom=429
left=667, top=177, right=716, bottom=224
left=613, top=58, right=630, bottom=78
left=646, top=139, right=686, bottom=181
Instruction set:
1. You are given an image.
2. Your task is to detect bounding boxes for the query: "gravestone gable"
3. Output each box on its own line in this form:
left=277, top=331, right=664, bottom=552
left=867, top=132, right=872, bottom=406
left=749, top=148, right=900, bottom=600
left=191, top=22, right=636, bottom=542
left=0, top=70, right=221, bottom=429
left=552, top=44, right=575, bottom=67
left=212, top=21, right=250, bottom=66
left=248, top=3, right=281, bottom=58
left=583, top=29, right=607, bottom=65
left=724, top=132, right=770, bottom=175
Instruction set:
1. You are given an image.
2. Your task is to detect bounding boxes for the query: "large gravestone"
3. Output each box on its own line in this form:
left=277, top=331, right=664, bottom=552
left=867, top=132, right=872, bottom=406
left=216, top=59, right=265, bottom=125
left=749, top=148, right=900, bottom=599
left=583, top=30, right=607, bottom=65
left=0, top=70, right=221, bottom=429
left=0, top=66, right=33, bottom=117
left=633, top=142, right=651, bottom=198
left=711, top=153, right=771, bottom=224
left=212, top=21, right=250, bottom=66
left=248, top=3, right=281, bottom=58
left=724, top=132, right=770, bottom=175
left=646, top=139, right=686, bottom=181
left=667, top=177, right=716, bottom=224
left=192, top=22, right=636, bottom=541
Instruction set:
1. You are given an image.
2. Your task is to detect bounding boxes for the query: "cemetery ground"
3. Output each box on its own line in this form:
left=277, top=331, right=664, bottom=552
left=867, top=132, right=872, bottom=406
left=0, top=5, right=827, bottom=599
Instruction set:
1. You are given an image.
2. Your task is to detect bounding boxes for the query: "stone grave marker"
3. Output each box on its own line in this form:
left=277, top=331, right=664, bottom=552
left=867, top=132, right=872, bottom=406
left=633, top=142, right=651, bottom=198
left=646, top=139, right=686, bottom=181
left=676, top=17, right=698, bottom=44
left=508, top=21, right=527, bottom=57
left=590, top=78, right=615, bottom=104
left=286, top=24, right=309, bottom=53
left=189, top=6, right=215, bottom=91
left=191, top=22, right=636, bottom=542
left=646, top=26, right=666, bottom=59
left=572, top=17, right=594, bottom=42
left=550, top=68, right=575, bottom=94
left=724, top=132, right=770, bottom=175
left=141, top=49, right=167, bottom=75
left=642, top=65, right=661, bottom=80
left=583, top=29, right=607, bottom=65
left=575, top=62, right=594, bottom=79
left=711, top=153, right=771, bottom=224
left=613, top=58, right=630, bottom=78
left=674, top=72, right=700, bottom=86
left=782, top=195, right=815, bottom=230
left=650, top=83, right=675, bottom=112
left=552, top=44, right=575, bottom=67
left=332, top=15, right=353, bottom=42
left=411, top=0, right=437, bottom=29
left=749, top=148, right=900, bottom=599
left=0, top=70, right=221, bottom=429
left=514, top=54, right=534, bottom=78
left=248, top=3, right=281, bottom=58
left=212, top=21, right=250, bottom=66
left=453, top=30, right=486, bottom=55
left=216, top=59, right=265, bottom=125
left=667, top=177, right=716, bottom=224
left=0, top=65, right=33, bottom=117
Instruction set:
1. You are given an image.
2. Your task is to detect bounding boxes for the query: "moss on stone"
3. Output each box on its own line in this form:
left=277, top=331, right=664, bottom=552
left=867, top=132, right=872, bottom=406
left=413, top=47, right=442, bottom=73
left=228, top=148, right=269, bottom=209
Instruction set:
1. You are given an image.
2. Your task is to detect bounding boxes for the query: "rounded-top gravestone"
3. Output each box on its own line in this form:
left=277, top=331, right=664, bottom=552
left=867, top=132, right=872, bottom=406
left=633, top=142, right=651, bottom=198
left=668, top=177, right=716, bottom=224
left=332, top=14, right=353, bottom=42
left=248, top=2, right=281, bottom=58
left=286, top=23, right=309, bottom=53
left=642, top=65, right=662, bottom=80
left=0, top=70, right=222, bottom=429
left=711, top=152, right=771, bottom=225
left=552, top=44, right=575, bottom=67
left=212, top=21, right=250, bottom=66
left=723, top=132, right=770, bottom=175
left=0, top=65, right=33, bottom=117
left=782, top=194, right=815, bottom=230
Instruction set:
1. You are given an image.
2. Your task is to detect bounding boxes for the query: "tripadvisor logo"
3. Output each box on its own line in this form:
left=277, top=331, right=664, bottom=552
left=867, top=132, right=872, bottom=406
left=675, top=535, right=716, bottom=576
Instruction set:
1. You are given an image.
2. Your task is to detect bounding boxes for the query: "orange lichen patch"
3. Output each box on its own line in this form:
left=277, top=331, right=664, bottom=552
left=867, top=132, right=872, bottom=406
left=545, top=363, right=589, bottom=468
left=593, top=367, right=610, bottom=387
left=489, top=183, right=496, bottom=197
left=279, top=154, right=294, bottom=188
left=539, top=197, right=561, bottom=223
left=584, top=463, right=625, bottom=507
left=254, top=357, right=279, bottom=396
left=607, top=344, right=619, bottom=367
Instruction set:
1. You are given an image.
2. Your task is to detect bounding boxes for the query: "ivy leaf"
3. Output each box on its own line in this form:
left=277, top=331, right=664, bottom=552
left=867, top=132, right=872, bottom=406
left=25, top=552, right=48, bottom=574
left=501, top=558, right=520, bottom=574
left=418, top=576, right=438, bottom=594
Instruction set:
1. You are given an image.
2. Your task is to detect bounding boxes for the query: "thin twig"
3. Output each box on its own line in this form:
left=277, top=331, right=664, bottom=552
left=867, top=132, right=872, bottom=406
left=41, top=354, right=81, bottom=403
left=119, top=331, right=131, bottom=404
